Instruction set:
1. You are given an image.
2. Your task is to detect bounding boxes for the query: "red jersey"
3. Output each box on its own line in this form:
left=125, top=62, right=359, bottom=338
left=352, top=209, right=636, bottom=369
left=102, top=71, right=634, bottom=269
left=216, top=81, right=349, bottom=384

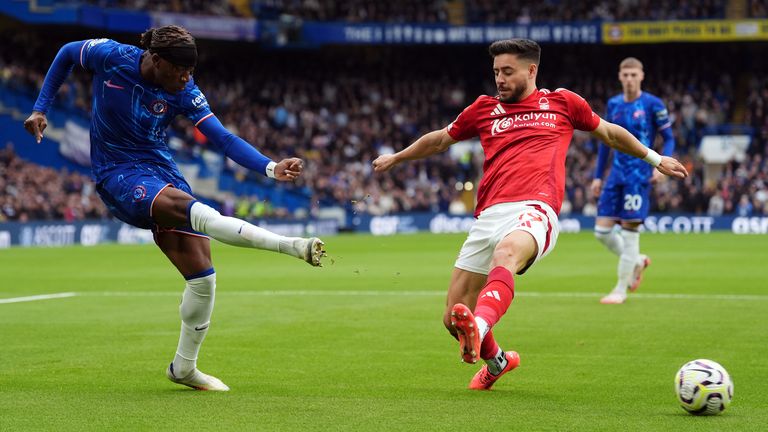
left=447, top=88, right=600, bottom=216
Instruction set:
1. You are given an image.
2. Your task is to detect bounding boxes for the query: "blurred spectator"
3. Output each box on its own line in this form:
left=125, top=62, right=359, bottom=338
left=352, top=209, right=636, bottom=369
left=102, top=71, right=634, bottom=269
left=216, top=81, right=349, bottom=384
left=0, top=146, right=110, bottom=221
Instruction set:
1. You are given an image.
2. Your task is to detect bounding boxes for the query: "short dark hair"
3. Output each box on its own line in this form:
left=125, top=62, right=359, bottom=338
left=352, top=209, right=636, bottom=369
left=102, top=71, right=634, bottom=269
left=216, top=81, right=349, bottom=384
left=488, top=39, right=541, bottom=65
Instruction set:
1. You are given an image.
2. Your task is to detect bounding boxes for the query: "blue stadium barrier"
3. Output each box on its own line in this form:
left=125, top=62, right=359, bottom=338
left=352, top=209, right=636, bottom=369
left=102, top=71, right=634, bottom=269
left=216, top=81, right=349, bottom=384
left=349, top=213, right=768, bottom=235
left=0, top=212, right=765, bottom=248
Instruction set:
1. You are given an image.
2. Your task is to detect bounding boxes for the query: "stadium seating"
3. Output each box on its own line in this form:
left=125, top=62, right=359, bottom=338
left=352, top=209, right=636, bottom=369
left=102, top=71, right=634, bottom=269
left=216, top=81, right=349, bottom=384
left=1, top=23, right=765, bottom=221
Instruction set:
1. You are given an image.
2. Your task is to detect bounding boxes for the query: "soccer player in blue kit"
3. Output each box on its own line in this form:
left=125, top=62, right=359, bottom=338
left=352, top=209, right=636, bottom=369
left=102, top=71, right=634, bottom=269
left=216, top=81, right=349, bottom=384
left=23, top=25, right=326, bottom=390
left=591, top=57, right=675, bottom=304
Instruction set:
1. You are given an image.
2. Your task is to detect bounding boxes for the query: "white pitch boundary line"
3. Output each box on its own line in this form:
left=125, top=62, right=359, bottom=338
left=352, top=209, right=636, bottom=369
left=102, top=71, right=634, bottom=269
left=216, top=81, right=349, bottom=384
left=0, top=292, right=77, bottom=304
left=75, top=290, right=768, bottom=301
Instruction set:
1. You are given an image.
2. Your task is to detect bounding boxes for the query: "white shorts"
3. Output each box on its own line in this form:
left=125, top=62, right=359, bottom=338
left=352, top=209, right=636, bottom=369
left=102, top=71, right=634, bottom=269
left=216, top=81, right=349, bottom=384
left=454, top=201, right=560, bottom=275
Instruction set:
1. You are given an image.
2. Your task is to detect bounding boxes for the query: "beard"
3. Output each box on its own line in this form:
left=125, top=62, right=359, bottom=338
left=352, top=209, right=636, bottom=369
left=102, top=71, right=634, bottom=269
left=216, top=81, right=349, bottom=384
left=497, top=85, right=527, bottom=103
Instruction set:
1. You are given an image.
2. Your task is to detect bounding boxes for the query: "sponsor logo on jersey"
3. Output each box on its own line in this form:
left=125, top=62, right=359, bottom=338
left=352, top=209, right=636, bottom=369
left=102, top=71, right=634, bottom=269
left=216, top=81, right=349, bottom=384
left=150, top=99, right=168, bottom=115
left=633, top=109, right=645, bottom=119
left=191, top=93, right=208, bottom=109
left=85, top=38, right=108, bottom=51
left=132, top=185, right=147, bottom=202
left=491, top=112, right=558, bottom=135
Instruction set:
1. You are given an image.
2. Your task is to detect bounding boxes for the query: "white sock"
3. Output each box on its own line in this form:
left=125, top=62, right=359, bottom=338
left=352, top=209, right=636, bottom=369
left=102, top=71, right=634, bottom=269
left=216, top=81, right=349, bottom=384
left=172, top=272, right=216, bottom=378
left=615, top=229, right=640, bottom=295
left=189, top=201, right=302, bottom=257
left=595, top=225, right=623, bottom=256
left=476, top=316, right=490, bottom=341
left=485, top=347, right=508, bottom=376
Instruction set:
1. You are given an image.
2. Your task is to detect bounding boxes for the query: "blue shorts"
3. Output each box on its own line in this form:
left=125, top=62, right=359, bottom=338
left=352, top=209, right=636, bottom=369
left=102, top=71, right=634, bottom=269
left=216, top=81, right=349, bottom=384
left=597, top=181, right=650, bottom=221
left=96, top=163, right=198, bottom=232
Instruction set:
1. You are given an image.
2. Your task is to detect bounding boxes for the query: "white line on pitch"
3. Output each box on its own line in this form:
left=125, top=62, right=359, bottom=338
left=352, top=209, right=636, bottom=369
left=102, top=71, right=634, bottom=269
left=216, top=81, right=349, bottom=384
left=0, top=292, right=77, bottom=304
left=76, top=291, right=768, bottom=301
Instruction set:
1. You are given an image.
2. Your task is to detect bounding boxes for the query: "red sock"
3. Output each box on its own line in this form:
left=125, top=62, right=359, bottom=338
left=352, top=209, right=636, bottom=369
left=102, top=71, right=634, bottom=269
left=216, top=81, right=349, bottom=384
left=480, top=330, right=500, bottom=360
left=474, top=266, right=515, bottom=328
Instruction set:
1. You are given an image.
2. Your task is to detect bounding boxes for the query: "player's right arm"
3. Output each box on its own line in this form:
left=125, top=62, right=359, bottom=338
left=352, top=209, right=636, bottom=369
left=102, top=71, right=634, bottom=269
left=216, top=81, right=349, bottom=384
left=372, top=128, right=457, bottom=173
left=23, top=41, right=84, bottom=143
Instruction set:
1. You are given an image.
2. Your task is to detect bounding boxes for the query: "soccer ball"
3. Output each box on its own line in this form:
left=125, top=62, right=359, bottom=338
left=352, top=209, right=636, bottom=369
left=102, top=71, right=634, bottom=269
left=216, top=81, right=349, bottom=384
left=674, top=359, right=733, bottom=415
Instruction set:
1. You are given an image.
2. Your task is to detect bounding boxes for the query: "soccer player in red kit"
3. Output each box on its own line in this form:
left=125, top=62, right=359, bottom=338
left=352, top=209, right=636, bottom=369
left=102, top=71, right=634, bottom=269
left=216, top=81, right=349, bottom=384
left=372, top=39, right=688, bottom=390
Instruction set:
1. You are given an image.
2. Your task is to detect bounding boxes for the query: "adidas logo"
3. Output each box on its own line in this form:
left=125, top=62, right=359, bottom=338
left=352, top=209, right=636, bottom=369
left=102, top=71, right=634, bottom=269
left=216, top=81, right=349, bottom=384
left=490, top=104, right=506, bottom=116
left=482, top=290, right=501, bottom=301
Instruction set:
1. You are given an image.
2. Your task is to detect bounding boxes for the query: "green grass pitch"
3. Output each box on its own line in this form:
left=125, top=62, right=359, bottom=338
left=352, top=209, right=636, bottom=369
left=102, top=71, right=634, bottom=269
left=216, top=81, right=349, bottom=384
left=1, top=232, right=766, bottom=431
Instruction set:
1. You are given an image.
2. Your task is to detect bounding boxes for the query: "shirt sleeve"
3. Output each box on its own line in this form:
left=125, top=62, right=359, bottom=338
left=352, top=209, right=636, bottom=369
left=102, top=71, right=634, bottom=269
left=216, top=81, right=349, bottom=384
left=79, top=39, right=119, bottom=74
left=181, top=84, right=214, bottom=126
left=446, top=97, right=481, bottom=141
left=32, top=41, right=82, bottom=113
left=560, top=89, right=600, bottom=131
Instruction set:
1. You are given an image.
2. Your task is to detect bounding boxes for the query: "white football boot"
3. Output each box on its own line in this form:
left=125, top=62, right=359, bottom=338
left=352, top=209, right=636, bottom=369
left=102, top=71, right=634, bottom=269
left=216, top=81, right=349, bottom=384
left=600, top=291, right=627, bottom=304
left=167, top=363, right=230, bottom=391
left=294, top=237, right=326, bottom=266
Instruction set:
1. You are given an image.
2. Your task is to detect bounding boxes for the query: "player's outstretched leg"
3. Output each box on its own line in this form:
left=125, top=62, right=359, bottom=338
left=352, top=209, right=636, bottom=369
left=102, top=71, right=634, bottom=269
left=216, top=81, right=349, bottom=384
left=167, top=362, right=230, bottom=391
left=450, top=303, right=481, bottom=364
left=189, top=201, right=326, bottom=266
left=469, top=350, right=521, bottom=390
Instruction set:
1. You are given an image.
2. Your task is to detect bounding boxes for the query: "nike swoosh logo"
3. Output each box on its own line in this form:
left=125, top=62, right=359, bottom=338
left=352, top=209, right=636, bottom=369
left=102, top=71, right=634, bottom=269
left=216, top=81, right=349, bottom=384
left=194, top=324, right=209, bottom=331
left=104, top=80, right=125, bottom=90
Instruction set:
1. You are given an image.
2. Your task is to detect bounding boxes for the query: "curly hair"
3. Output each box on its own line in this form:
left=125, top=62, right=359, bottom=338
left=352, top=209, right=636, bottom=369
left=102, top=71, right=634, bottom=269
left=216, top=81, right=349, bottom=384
left=139, top=25, right=195, bottom=50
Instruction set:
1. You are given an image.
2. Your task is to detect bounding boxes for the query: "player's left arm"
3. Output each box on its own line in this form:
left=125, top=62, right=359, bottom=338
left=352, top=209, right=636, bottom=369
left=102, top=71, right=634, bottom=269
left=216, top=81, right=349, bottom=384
left=196, top=114, right=302, bottom=182
left=590, top=118, right=687, bottom=179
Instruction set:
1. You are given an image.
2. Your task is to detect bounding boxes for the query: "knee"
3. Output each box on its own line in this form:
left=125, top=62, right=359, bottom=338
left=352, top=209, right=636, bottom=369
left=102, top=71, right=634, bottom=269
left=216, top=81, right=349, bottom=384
left=189, top=201, right=221, bottom=232
left=154, top=188, right=197, bottom=228
left=490, top=248, right=524, bottom=272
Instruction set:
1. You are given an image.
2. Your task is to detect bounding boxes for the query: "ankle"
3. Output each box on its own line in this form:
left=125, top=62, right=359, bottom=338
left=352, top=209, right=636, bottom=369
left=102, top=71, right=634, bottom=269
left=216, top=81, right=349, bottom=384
left=172, top=355, right=196, bottom=378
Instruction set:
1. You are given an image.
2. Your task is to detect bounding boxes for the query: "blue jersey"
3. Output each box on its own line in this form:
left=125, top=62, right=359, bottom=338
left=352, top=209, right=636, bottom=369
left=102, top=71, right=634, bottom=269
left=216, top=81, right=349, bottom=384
left=33, top=38, right=273, bottom=230
left=603, top=92, right=671, bottom=185
left=77, top=39, right=213, bottom=181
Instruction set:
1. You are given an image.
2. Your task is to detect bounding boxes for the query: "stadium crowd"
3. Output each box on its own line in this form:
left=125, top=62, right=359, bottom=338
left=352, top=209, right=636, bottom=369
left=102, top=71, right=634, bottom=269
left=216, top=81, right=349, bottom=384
left=0, top=146, right=109, bottom=222
left=70, top=0, right=768, bottom=21
left=1, top=31, right=766, bottom=221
